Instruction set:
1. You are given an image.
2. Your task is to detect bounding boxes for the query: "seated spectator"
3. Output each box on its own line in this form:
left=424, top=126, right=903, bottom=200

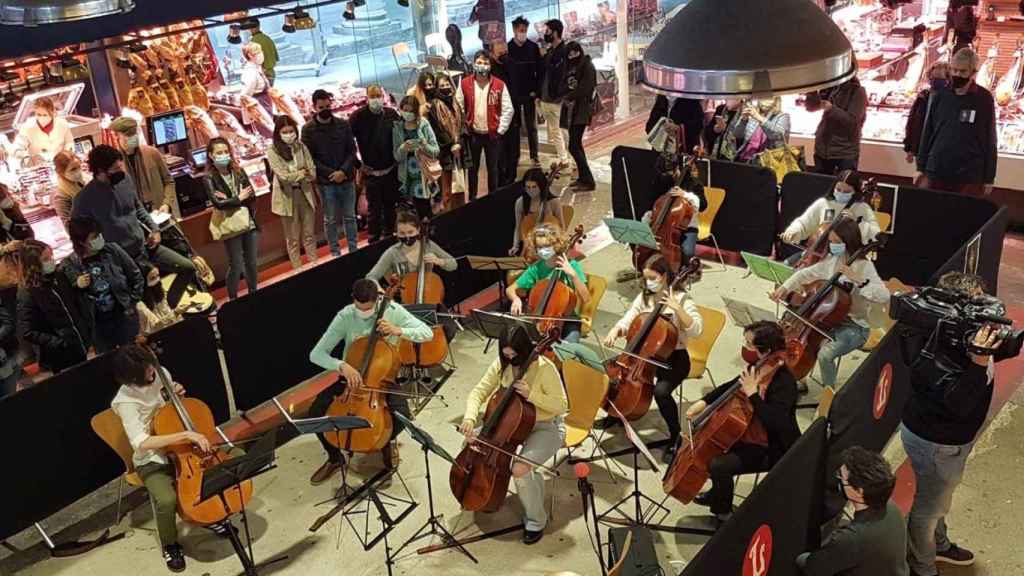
left=52, top=151, right=86, bottom=228
left=63, top=217, right=144, bottom=353
left=137, top=267, right=180, bottom=336
left=16, top=239, right=90, bottom=373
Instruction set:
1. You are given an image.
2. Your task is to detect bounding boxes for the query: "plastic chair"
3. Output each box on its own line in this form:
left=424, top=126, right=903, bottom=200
left=554, top=360, right=624, bottom=480
left=392, top=42, right=428, bottom=89
left=579, top=274, right=607, bottom=337
left=91, top=409, right=144, bottom=526
left=562, top=205, right=575, bottom=229
left=685, top=305, right=726, bottom=388
left=698, top=186, right=727, bottom=269
left=876, top=211, right=892, bottom=233
left=816, top=386, right=835, bottom=419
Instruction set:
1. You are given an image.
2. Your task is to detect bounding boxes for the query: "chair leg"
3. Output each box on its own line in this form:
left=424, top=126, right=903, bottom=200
left=705, top=367, right=716, bottom=388
left=710, top=233, right=727, bottom=270
left=114, top=475, right=125, bottom=527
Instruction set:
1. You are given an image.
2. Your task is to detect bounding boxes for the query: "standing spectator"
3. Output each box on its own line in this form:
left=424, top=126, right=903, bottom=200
left=704, top=99, right=743, bottom=159
left=203, top=138, right=259, bottom=300
left=507, top=16, right=543, bottom=168
left=64, top=217, right=144, bottom=353
left=456, top=51, right=514, bottom=200
left=109, top=116, right=176, bottom=214
left=796, top=446, right=908, bottom=576
left=489, top=41, right=521, bottom=187
left=540, top=19, right=571, bottom=170
left=805, top=77, right=867, bottom=174
left=744, top=97, right=791, bottom=152
left=52, top=151, right=86, bottom=228
left=302, top=89, right=359, bottom=256
left=16, top=239, right=90, bottom=373
left=900, top=272, right=1009, bottom=576
left=409, top=71, right=436, bottom=114
left=71, top=145, right=197, bottom=310
left=561, top=42, right=597, bottom=192
left=445, top=24, right=471, bottom=75
left=426, top=74, right=465, bottom=209
left=712, top=98, right=790, bottom=162
left=240, top=43, right=273, bottom=121
left=915, top=48, right=997, bottom=197
left=351, top=85, right=402, bottom=242
left=10, top=97, right=74, bottom=163
left=267, top=115, right=318, bottom=270
left=393, top=95, right=441, bottom=219
left=247, top=19, right=279, bottom=85
left=904, top=62, right=951, bottom=167
left=646, top=95, right=705, bottom=156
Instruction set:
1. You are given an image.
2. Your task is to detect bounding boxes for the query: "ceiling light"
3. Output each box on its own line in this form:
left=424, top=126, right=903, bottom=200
left=240, top=17, right=259, bottom=31
left=227, top=24, right=242, bottom=44
left=641, top=0, right=855, bottom=98
left=0, top=0, right=134, bottom=27
left=283, top=14, right=295, bottom=33
left=292, top=8, right=315, bottom=30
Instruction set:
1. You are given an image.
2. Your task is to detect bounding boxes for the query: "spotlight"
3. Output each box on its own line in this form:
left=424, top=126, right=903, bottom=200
left=228, top=24, right=242, bottom=44
left=283, top=14, right=296, bottom=33
left=292, top=8, right=315, bottom=30
left=343, top=2, right=355, bottom=20
left=240, top=18, right=259, bottom=31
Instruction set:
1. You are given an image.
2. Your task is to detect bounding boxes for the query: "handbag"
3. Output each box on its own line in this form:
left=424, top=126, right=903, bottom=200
left=416, top=147, right=443, bottom=183
left=209, top=206, right=254, bottom=241
left=737, top=126, right=768, bottom=163
left=756, top=144, right=806, bottom=184
left=451, top=160, right=468, bottom=195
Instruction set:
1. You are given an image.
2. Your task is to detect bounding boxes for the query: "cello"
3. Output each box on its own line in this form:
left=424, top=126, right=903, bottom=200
left=449, top=328, right=559, bottom=512
left=526, top=225, right=586, bottom=337
left=781, top=236, right=887, bottom=380
left=793, top=178, right=878, bottom=270
left=604, top=257, right=702, bottom=421
left=632, top=150, right=701, bottom=273
left=397, top=218, right=449, bottom=368
left=149, top=343, right=254, bottom=526
left=518, top=162, right=566, bottom=245
left=662, top=350, right=786, bottom=504
left=325, top=284, right=401, bottom=454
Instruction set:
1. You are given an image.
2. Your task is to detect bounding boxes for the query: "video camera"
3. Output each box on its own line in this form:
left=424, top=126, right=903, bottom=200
left=890, top=286, right=1024, bottom=359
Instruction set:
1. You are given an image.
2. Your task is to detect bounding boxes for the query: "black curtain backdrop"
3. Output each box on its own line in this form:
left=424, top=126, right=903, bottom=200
left=0, top=318, right=227, bottom=541
left=681, top=418, right=828, bottom=576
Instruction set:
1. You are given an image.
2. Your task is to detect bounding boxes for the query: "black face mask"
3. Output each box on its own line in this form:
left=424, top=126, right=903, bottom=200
left=399, top=236, right=417, bottom=246
left=439, top=87, right=453, bottom=97
left=109, top=170, right=126, bottom=186
left=144, top=282, right=166, bottom=307
left=507, top=354, right=526, bottom=367
left=317, top=109, right=333, bottom=121
left=544, top=33, right=554, bottom=43
left=425, top=87, right=436, bottom=98
left=951, top=76, right=970, bottom=89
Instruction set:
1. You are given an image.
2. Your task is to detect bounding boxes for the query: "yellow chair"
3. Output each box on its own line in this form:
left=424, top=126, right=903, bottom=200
left=556, top=360, right=624, bottom=478
left=562, top=205, right=575, bottom=230
left=876, top=211, right=892, bottom=233
left=698, top=186, right=727, bottom=269
left=608, top=530, right=633, bottom=576
left=685, top=305, right=726, bottom=387
left=579, top=274, right=607, bottom=338
left=816, top=386, right=836, bottom=420
left=91, top=409, right=144, bottom=525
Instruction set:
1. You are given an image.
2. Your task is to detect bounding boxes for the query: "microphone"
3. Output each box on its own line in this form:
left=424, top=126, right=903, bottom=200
left=575, top=462, right=592, bottom=515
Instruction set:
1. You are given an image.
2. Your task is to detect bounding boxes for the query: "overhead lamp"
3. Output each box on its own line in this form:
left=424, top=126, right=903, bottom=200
left=292, top=8, right=315, bottom=30
left=0, top=0, right=135, bottom=27
left=641, top=0, right=855, bottom=98
left=283, top=14, right=296, bottom=33
left=353, top=0, right=365, bottom=5
left=343, top=2, right=355, bottom=20
left=240, top=17, right=259, bottom=31
left=227, top=23, right=242, bottom=44
left=128, top=41, right=147, bottom=53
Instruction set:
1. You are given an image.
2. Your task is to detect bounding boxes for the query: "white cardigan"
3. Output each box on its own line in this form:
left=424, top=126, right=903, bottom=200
left=784, top=198, right=880, bottom=244
left=14, top=116, right=74, bottom=160
left=614, top=290, right=703, bottom=350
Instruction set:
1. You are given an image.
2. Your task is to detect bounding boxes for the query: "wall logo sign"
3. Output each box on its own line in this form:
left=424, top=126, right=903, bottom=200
left=743, top=524, right=773, bottom=576
left=873, top=363, right=893, bottom=420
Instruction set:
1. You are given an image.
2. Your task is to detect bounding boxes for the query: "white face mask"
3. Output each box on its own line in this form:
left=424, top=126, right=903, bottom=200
left=355, top=306, right=376, bottom=319
left=368, top=97, right=384, bottom=112
left=281, top=132, right=298, bottom=145
left=645, top=279, right=662, bottom=292
left=36, top=114, right=52, bottom=127
left=65, top=169, right=84, bottom=183
left=537, top=246, right=556, bottom=260
left=402, top=111, right=417, bottom=122
left=124, top=135, right=139, bottom=151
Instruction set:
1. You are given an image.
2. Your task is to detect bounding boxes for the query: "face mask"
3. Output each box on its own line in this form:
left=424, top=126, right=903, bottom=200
left=833, top=190, right=853, bottom=204
left=36, top=115, right=52, bottom=127
left=543, top=33, right=554, bottom=43
left=317, top=109, right=333, bottom=121
left=89, top=234, right=105, bottom=252
left=109, top=170, right=126, bottom=186
left=368, top=97, right=383, bottom=112
left=569, top=52, right=580, bottom=62
left=507, top=354, right=526, bottom=366
left=402, top=111, right=417, bottom=122
left=474, top=64, right=491, bottom=76
left=951, top=76, right=970, bottom=89
left=0, top=198, right=13, bottom=210
left=515, top=32, right=527, bottom=43
left=929, top=78, right=948, bottom=91
left=124, top=135, right=139, bottom=151
left=41, top=261, right=56, bottom=275
left=424, top=87, right=436, bottom=98
left=741, top=345, right=760, bottom=365
left=525, top=186, right=540, bottom=198
left=399, top=236, right=417, bottom=246
left=355, top=306, right=376, bottom=319
left=829, top=242, right=846, bottom=256
left=645, top=279, right=662, bottom=292
left=281, top=132, right=298, bottom=144
left=439, top=87, right=453, bottom=97
left=65, top=169, right=84, bottom=183
left=213, top=154, right=231, bottom=168
left=537, top=246, right=556, bottom=260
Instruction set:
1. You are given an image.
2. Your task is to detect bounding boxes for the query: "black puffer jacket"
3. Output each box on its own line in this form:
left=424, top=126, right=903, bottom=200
left=17, top=274, right=91, bottom=372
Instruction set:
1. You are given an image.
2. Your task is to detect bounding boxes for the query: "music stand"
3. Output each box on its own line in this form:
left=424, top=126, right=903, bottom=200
left=390, top=413, right=476, bottom=567
left=552, top=341, right=607, bottom=373
left=720, top=296, right=777, bottom=328
left=471, top=309, right=543, bottom=354
left=741, top=251, right=795, bottom=287
left=397, top=303, right=453, bottom=411
left=595, top=402, right=668, bottom=528
left=199, top=429, right=284, bottom=576
left=467, top=255, right=529, bottom=309
left=340, top=468, right=418, bottom=576
left=604, top=218, right=658, bottom=249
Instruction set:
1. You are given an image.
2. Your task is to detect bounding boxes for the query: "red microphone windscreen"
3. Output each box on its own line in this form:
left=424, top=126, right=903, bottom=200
left=574, top=462, right=591, bottom=479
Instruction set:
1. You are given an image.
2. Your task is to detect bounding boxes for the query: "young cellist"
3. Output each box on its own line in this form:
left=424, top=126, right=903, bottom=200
left=771, top=216, right=889, bottom=390
left=509, top=168, right=566, bottom=257
left=685, top=321, right=800, bottom=522
left=597, top=256, right=703, bottom=463
left=306, top=278, right=433, bottom=485
left=458, top=325, right=568, bottom=545
left=366, top=209, right=457, bottom=284
left=780, top=169, right=880, bottom=264
left=110, top=344, right=210, bottom=573
left=506, top=223, right=590, bottom=342
left=641, top=153, right=706, bottom=263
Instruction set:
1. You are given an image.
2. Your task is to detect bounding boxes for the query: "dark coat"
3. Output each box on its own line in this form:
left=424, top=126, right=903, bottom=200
left=301, top=116, right=358, bottom=184
left=560, top=54, right=597, bottom=128
left=703, top=366, right=800, bottom=462
left=0, top=203, right=34, bottom=244
left=203, top=168, right=258, bottom=231
left=916, top=83, right=998, bottom=185
left=59, top=243, right=144, bottom=320
left=17, top=275, right=90, bottom=372
left=903, top=88, right=931, bottom=154
left=647, top=95, right=706, bottom=155
left=806, top=77, right=867, bottom=161
left=506, top=38, right=543, bottom=102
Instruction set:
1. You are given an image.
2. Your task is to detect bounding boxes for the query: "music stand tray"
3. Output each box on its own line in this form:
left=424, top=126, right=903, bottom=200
left=720, top=296, right=777, bottom=328
left=470, top=309, right=542, bottom=343
left=553, top=341, right=607, bottom=374
left=741, top=251, right=794, bottom=286
left=604, top=218, right=658, bottom=249
left=271, top=397, right=371, bottom=437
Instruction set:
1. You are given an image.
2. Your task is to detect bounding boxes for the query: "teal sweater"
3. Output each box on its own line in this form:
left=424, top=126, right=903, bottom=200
left=309, top=301, right=433, bottom=371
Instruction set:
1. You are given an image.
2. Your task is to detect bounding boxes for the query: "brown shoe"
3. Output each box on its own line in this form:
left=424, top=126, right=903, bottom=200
left=310, top=458, right=343, bottom=485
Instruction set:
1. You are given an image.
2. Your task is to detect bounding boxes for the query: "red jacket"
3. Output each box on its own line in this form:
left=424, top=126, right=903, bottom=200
left=461, top=75, right=505, bottom=136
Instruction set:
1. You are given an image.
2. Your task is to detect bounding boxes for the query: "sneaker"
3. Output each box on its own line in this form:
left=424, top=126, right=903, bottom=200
left=592, top=415, right=621, bottom=430
left=163, top=544, right=186, bottom=573
left=310, top=457, right=344, bottom=485
left=522, top=529, right=544, bottom=545
left=693, top=491, right=714, bottom=507
left=936, top=543, right=975, bottom=566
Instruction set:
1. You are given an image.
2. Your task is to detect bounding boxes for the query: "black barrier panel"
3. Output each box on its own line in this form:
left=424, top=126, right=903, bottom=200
left=219, top=186, right=521, bottom=412
left=612, top=146, right=788, bottom=256
left=0, top=317, right=227, bottom=541
left=927, top=206, right=1008, bottom=294
left=681, top=418, right=828, bottom=576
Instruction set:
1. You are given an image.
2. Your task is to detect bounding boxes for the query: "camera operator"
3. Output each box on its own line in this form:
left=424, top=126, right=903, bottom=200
left=900, top=271, right=1008, bottom=576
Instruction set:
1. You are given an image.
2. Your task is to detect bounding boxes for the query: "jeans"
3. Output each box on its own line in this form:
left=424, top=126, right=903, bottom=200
left=514, top=418, right=565, bottom=531
left=901, top=424, right=974, bottom=575
left=654, top=349, right=691, bottom=440
left=223, top=230, right=259, bottom=299
left=539, top=100, right=569, bottom=163
left=364, top=171, right=401, bottom=242
left=818, top=320, right=870, bottom=389
left=142, top=245, right=197, bottom=309
left=707, top=442, right=773, bottom=514
left=309, top=377, right=410, bottom=463
left=514, top=100, right=539, bottom=160
left=138, top=461, right=178, bottom=547
left=813, top=155, right=859, bottom=175
left=322, top=182, right=359, bottom=255
left=681, top=230, right=698, bottom=262
left=467, top=132, right=501, bottom=199
left=93, top=311, right=140, bottom=353
left=567, top=124, right=594, bottom=186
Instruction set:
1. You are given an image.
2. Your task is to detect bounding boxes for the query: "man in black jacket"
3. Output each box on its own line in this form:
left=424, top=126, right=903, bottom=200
left=561, top=42, right=597, bottom=192
left=805, top=77, right=867, bottom=174
left=350, top=85, right=401, bottom=243
left=915, top=48, right=997, bottom=197
left=539, top=19, right=570, bottom=169
left=685, top=321, right=800, bottom=521
left=903, top=62, right=950, bottom=167
left=900, top=272, right=1011, bottom=576
left=302, top=89, right=359, bottom=256
left=507, top=16, right=543, bottom=169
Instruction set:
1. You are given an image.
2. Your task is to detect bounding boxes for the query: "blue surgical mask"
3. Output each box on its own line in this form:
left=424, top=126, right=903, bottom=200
left=89, top=234, right=105, bottom=252
left=537, top=247, right=556, bottom=260
left=645, top=279, right=662, bottom=292
left=213, top=154, right=231, bottom=167
left=829, top=242, right=846, bottom=256
left=402, top=111, right=416, bottom=122
left=929, top=78, right=948, bottom=91
left=833, top=190, right=853, bottom=204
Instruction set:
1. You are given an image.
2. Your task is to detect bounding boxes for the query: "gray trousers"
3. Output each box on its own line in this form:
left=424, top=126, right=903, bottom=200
left=514, top=417, right=565, bottom=532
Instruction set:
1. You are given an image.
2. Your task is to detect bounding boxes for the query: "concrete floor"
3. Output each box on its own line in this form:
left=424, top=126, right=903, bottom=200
left=3, top=130, right=1022, bottom=576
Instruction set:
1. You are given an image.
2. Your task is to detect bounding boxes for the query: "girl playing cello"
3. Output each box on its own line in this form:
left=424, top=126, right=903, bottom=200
left=643, top=153, right=705, bottom=262
left=684, top=321, right=800, bottom=521
left=780, top=169, right=880, bottom=265
left=367, top=209, right=457, bottom=284
left=457, top=326, right=568, bottom=545
left=510, top=168, right=566, bottom=257
left=597, top=256, right=703, bottom=463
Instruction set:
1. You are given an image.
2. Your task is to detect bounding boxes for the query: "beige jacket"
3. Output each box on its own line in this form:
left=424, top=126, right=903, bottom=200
left=267, top=142, right=317, bottom=218
left=52, top=177, right=83, bottom=227
left=125, top=145, right=176, bottom=210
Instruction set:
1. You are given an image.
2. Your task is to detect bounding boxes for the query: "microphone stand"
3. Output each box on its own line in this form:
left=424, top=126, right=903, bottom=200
left=577, top=469, right=607, bottom=576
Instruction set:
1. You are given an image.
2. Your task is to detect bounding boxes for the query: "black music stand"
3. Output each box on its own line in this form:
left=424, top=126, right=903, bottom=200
left=470, top=308, right=542, bottom=354
left=595, top=402, right=669, bottom=528
left=390, top=413, right=476, bottom=567
left=466, top=255, right=529, bottom=310
left=398, top=303, right=452, bottom=412
left=341, top=472, right=418, bottom=576
left=199, top=429, right=283, bottom=576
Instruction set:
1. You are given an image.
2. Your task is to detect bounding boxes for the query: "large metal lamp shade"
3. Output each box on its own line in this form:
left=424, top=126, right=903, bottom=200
left=0, top=0, right=134, bottom=26
left=641, top=0, right=856, bottom=98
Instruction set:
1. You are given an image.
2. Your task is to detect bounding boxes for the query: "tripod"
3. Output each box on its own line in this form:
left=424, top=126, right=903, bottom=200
left=596, top=446, right=669, bottom=528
